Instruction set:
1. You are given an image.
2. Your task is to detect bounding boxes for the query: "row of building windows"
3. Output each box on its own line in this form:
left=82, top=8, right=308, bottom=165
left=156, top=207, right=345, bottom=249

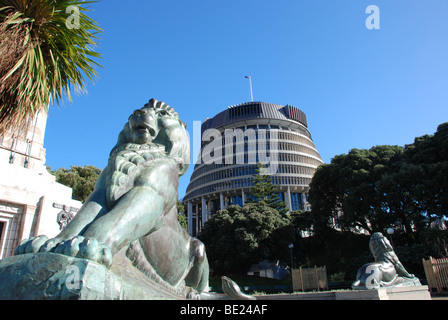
left=277, top=131, right=317, bottom=149
left=187, top=163, right=317, bottom=194
left=189, top=191, right=307, bottom=214
left=190, top=144, right=322, bottom=181
left=201, top=127, right=316, bottom=150
left=276, top=153, right=323, bottom=166
left=185, top=175, right=313, bottom=200
left=278, top=141, right=321, bottom=159
left=272, top=176, right=312, bottom=187
left=221, top=139, right=321, bottom=164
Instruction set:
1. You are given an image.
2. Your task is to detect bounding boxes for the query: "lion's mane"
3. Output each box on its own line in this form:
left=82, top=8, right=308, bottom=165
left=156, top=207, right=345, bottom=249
left=368, top=232, right=405, bottom=271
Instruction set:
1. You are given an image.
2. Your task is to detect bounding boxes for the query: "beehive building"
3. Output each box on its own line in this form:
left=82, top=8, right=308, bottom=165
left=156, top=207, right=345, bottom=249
left=183, top=101, right=324, bottom=236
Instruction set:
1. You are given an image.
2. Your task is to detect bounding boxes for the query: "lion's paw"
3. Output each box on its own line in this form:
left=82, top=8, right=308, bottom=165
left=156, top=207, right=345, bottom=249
left=16, top=236, right=113, bottom=268
left=52, top=236, right=113, bottom=268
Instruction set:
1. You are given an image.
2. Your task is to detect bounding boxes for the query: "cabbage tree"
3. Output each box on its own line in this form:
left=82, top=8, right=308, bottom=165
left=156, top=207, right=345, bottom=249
left=0, top=0, right=102, bottom=133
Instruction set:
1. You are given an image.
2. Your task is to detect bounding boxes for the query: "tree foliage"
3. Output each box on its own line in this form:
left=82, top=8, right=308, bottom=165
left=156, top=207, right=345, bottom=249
left=308, top=122, right=448, bottom=243
left=177, top=200, right=188, bottom=231
left=50, top=165, right=101, bottom=202
left=308, top=145, right=403, bottom=235
left=0, top=0, right=102, bottom=133
left=247, top=163, right=288, bottom=214
left=198, top=202, right=294, bottom=275
left=295, top=123, right=448, bottom=279
left=396, top=122, right=448, bottom=223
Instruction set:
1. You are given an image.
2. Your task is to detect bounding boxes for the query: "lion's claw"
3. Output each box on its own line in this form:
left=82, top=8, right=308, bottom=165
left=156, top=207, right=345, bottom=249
left=39, top=238, right=60, bottom=253
left=16, top=235, right=112, bottom=268
left=51, top=236, right=113, bottom=268
left=14, top=235, right=49, bottom=255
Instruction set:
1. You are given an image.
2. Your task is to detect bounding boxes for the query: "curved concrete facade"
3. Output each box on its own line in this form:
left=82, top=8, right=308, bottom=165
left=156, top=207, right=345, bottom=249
left=183, top=101, right=324, bottom=236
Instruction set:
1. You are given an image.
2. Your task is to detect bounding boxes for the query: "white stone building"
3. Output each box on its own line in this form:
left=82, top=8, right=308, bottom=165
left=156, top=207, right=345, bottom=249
left=0, top=111, right=81, bottom=259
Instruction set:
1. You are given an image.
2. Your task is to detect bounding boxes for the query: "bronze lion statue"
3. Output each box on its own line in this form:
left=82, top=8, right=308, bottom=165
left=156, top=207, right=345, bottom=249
left=15, top=99, right=253, bottom=299
left=352, top=232, right=421, bottom=290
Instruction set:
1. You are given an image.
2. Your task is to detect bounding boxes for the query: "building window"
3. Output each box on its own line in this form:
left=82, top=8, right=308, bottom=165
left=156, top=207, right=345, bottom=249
left=278, top=192, right=284, bottom=201
left=290, top=193, right=302, bottom=212
left=232, top=195, right=243, bottom=207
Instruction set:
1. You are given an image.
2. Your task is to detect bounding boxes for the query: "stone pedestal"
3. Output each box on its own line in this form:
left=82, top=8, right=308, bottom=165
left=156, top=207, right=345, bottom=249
left=336, top=286, right=432, bottom=300
left=255, top=286, right=432, bottom=300
left=0, top=251, right=185, bottom=300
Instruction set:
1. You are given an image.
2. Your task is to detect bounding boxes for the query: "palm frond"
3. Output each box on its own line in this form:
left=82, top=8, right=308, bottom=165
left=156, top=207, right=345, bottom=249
left=0, top=0, right=102, bottom=133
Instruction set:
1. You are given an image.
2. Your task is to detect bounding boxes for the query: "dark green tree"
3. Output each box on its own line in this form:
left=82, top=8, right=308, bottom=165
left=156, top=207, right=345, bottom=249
left=402, top=122, right=448, bottom=220
left=198, top=202, right=292, bottom=275
left=308, top=145, right=403, bottom=235
left=302, top=123, right=448, bottom=277
left=177, top=200, right=188, bottom=231
left=308, top=122, right=448, bottom=242
left=247, top=163, right=288, bottom=214
left=377, top=122, right=448, bottom=236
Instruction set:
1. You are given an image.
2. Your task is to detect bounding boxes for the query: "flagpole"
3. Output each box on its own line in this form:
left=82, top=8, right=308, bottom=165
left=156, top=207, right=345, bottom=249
left=245, top=76, right=253, bottom=102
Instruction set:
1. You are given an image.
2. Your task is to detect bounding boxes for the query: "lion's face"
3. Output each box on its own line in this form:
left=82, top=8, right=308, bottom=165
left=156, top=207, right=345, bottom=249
left=128, top=108, right=159, bottom=144
left=111, top=99, right=190, bottom=176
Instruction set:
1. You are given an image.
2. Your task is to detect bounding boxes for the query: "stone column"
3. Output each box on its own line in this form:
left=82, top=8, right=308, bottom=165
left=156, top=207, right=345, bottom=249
left=286, top=186, right=292, bottom=211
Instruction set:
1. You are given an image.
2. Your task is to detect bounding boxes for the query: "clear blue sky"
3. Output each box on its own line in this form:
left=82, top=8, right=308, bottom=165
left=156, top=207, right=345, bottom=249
left=44, top=0, right=448, bottom=199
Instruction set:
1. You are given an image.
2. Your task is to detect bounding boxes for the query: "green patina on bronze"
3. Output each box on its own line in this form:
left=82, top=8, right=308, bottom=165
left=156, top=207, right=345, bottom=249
left=3, top=99, right=253, bottom=300
left=352, top=232, right=421, bottom=290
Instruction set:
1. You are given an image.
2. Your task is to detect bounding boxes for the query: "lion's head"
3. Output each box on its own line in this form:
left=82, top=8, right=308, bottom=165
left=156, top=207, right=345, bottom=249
left=111, top=99, right=190, bottom=176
